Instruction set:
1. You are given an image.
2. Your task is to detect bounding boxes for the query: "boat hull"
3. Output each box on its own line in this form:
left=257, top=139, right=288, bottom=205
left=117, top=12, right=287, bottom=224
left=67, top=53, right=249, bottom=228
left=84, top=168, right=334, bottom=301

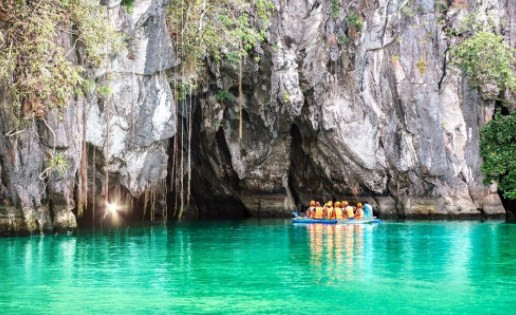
left=292, top=217, right=382, bottom=225
left=337, top=218, right=382, bottom=224
left=292, top=218, right=338, bottom=224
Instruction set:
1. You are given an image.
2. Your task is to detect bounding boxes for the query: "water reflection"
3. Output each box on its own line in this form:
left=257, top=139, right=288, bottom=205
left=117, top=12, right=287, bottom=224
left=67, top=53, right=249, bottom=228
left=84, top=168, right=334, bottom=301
left=306, top=224, right=377, bottom=283
left=0, top=221, right=515, bottom=314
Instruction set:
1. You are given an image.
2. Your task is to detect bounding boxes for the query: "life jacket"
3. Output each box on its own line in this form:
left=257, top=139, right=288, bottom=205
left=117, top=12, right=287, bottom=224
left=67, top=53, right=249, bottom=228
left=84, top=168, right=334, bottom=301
left=356, top=208, right=364, bottom=219
left=314, top=207, right=323, bottom=219
left=325, top=207, right=334, bottom=219
left=346, top=206, right=354, bottom=218
left=334, top=207, right=343, bottom=219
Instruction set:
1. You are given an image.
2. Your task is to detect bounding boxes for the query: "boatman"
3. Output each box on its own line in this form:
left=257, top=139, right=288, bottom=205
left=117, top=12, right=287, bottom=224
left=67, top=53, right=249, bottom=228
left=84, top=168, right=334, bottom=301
left=363, top=202, right=373, bottom=218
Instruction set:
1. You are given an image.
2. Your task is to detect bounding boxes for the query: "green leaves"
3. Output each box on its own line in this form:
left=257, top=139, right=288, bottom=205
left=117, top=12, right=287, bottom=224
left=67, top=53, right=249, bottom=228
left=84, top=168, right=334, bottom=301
left=46, top=153, right=70, bottom=176
left=215, top=90, right=235, bottom=103
left=451, top=31, right=516, bottom=94
left=0, top=0, right=121, bottom=120
left=168, top=0, right=274, bottom=80
left=331, top=0, right=340, bottom=20
left=121, top=0, right=135, bottom=13
left=480, top=113, right=516, bottom=199
left=346, top=11, right=363, bottom=32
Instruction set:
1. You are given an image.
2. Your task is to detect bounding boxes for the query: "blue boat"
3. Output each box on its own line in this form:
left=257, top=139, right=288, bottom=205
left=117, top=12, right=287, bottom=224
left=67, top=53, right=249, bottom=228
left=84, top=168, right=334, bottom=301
left=336, top=217, right=382, bottom=224
left=292, top=218, right=338, bottom=224
left=291, top=212, right=381, bottom=225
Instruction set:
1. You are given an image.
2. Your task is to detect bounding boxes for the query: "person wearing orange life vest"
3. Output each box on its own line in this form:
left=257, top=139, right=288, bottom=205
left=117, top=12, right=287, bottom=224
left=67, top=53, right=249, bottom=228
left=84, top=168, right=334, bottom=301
left=323, top=201, right=334, bottom=220
left=355, top=203, right=364, bottom=219
left=332, top=201, right=344, bottom=219
left=341, top=201, right=349, bottom=219
left=313, top=201, right=324, bottom=219
left=345, top=202, right=354, bottom=219
left=306, top=200, right=316, bottom=218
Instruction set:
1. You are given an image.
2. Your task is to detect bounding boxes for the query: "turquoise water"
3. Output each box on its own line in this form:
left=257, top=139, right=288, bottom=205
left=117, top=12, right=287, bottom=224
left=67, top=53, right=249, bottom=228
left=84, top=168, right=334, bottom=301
left=1, top=220, right=515, bottom=314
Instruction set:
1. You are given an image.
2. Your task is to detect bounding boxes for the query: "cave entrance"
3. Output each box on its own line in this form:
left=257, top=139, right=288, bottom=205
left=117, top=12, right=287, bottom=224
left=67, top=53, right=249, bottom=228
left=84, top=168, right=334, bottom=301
left=165, top=100, right=251, bottom=220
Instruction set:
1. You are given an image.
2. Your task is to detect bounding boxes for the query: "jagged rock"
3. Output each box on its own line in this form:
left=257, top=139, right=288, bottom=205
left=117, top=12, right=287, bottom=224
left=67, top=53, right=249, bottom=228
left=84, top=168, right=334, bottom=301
left=0, top=0, right=175, bottom=235
left=189, top=0, right=509, bottom=219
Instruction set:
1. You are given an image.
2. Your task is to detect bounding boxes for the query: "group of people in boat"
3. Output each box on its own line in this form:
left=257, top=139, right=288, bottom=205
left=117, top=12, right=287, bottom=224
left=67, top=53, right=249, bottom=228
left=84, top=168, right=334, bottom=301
left=305, top=200, right=373, bottom=220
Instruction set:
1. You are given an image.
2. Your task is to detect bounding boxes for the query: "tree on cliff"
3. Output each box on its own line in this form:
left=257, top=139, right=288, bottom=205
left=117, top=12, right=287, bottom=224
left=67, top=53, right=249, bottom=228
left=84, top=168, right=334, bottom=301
left=480, top=113, right=516, bottom=200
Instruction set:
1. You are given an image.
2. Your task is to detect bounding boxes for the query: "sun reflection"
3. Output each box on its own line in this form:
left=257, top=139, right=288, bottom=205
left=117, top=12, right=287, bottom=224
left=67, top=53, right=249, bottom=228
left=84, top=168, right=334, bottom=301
left=103, top=199, right=129, bottom=226
left=106, top=202, right=119, bottom=214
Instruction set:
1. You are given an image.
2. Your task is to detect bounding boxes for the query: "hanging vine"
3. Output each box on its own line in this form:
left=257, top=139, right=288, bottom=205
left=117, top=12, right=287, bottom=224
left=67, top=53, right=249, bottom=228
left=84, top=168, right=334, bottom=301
left=167, top=0, right=274, bottom=219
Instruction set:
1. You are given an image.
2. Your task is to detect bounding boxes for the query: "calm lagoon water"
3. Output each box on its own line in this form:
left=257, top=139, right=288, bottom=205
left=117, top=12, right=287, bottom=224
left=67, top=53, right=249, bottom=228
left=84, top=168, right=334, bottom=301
left=0, top=220, right=515, bottom=314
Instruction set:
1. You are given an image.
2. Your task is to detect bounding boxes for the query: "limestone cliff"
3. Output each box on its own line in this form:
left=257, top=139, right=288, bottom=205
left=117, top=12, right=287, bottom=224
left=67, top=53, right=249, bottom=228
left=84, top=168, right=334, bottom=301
left=190, top=0, right=511, bottom=218
left=0, top=0, right=175, bottom=234
left=0, top=0, right=512, bottom=235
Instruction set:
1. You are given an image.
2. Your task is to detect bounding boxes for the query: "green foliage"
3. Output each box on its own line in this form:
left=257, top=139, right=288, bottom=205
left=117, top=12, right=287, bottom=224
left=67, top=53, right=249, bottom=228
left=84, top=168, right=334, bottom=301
left=346, top=11, right=363, bottom=32
left=400, top=5, right=416, bottom=18
left=97, top=85, right=112, bottom=97
left=435, top=1, right=448, bottom=14
left=455, top=12, right=483, bottom=35
left=416, top=58, right=427, bottom=75
left=451, top=31, right=516, bottom=93
left=480, top=113, right=516, bottom=199
left=338, top=35, right=349, bottom=45
left=331, top=0, right=340, bottom=20
left=0, top=0, right=121, bottom=121
left=121, top=0, right=135, bottom=13
left=46, top=154, right=70, bottom=176
left=178, top=81, right=196, bottom=102
left=215, top=90, right=235, bottom=103
left=283, top=90, right=290, bottom=103
left=168, top=0, right=274, bottom=81
left=255, top=0, right=275, bottom=30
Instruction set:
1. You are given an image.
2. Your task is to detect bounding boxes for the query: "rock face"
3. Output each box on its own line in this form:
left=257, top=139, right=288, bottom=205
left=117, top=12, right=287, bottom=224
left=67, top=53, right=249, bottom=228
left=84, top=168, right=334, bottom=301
left=0, top=0, right=175, bottom=235
left=189, top=0, right=511, bottom=219
left=0, top=0, right=512, bottom=235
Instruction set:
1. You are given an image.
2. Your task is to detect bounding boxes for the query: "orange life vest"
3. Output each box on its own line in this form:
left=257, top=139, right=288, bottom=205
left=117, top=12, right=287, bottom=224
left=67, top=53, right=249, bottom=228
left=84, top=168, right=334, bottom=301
left=325, top=207, right=334, bottom=219
left=314, top=207, right=323, bottom=219
left=334, top=207, right=343, bottom=219
left=346, top=206, right=354, bottom=219
left=355, top=207, right=364, bottom=219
